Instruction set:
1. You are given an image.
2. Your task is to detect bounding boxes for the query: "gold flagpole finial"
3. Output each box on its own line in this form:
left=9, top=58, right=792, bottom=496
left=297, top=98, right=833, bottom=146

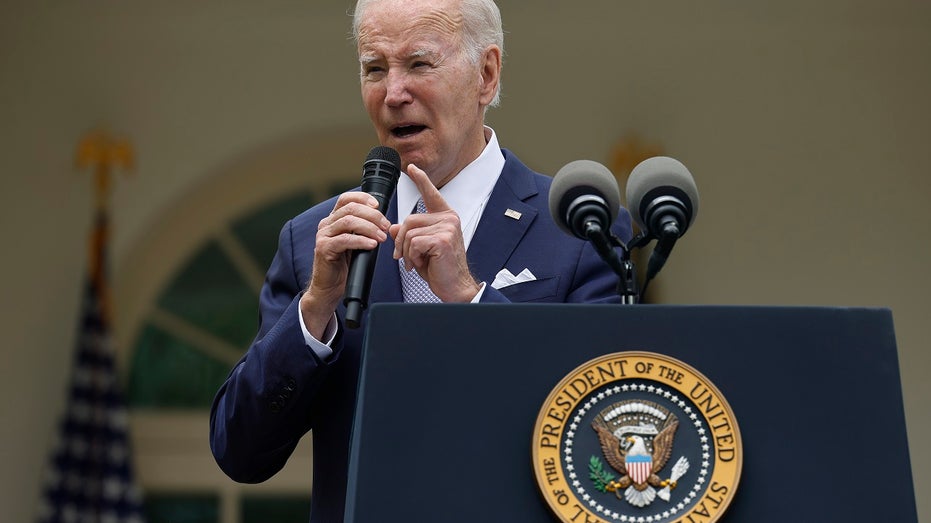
left=75, top=129, right=135, bottom=212
left=610, top=133, right=664, bottom=180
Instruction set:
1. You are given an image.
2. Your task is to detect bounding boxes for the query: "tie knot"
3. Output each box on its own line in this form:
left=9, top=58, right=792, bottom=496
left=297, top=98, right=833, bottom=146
left=415, top=198, right=427, bottom=214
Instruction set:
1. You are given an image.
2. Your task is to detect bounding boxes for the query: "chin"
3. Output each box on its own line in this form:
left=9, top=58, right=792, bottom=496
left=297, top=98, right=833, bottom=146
left=395, top=149, right=430, bottom=173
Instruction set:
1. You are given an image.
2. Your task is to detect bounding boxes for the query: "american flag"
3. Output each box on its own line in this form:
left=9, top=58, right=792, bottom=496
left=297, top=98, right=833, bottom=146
left=37, top=212, right=146, bottom=523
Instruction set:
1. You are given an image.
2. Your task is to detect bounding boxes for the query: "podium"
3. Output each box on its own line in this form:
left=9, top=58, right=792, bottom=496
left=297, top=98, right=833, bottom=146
left=344, top=304, right=917, bottom=522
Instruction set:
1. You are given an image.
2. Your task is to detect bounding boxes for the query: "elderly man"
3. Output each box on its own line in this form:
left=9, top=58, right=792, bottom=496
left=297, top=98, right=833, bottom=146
left=209, top=0, right=632, bottom=520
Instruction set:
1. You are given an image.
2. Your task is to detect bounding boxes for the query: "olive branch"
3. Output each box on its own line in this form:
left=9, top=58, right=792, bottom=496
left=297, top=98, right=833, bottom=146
left=589, top=455, right=615, bottom=493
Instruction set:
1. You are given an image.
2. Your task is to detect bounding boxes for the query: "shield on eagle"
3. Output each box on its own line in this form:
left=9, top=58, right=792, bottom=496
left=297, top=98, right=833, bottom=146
left=625, top=453, right=652, bottom=485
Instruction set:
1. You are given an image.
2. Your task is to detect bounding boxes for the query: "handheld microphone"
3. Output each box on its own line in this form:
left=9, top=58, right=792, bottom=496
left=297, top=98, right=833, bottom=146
left=625, top=156, right=699, bottom=284
left=344, top=146, right=401, bottom=328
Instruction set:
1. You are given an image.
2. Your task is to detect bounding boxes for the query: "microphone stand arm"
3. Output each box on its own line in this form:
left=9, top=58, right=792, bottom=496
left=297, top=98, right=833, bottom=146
left=584, top=221, right=640, bottom=304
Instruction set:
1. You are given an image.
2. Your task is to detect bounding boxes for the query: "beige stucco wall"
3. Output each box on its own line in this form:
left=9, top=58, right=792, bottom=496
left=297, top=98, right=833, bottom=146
left=2, top=1, right=928, bottom=520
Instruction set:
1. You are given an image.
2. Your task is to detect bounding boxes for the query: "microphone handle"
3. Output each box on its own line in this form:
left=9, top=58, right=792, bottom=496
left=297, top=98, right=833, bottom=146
left=344, top=249, right=378, bottom=329
left=344, top=159, right=399, bottom=328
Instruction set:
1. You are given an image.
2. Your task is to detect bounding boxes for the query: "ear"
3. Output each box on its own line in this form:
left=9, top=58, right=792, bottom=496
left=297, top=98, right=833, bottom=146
left=477, top=45, right=502, bottom=106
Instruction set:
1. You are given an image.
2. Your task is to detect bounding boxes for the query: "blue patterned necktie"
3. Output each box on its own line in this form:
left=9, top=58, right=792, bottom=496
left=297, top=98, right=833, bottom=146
left=399, top=199, right=441, bottom=303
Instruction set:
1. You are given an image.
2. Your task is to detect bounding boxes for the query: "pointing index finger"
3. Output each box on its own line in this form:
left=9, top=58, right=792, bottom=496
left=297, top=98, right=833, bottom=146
left=406, top=163, right=450, bottom=213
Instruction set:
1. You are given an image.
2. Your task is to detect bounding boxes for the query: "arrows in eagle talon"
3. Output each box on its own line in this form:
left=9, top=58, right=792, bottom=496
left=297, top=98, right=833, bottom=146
left=657, top=456, right=690, bottom=502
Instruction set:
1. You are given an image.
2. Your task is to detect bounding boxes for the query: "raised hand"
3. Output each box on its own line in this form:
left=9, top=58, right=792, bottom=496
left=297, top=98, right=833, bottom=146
left=390, top=164, right=481, bottom=303
left=301, top=191, right=391, bottom=338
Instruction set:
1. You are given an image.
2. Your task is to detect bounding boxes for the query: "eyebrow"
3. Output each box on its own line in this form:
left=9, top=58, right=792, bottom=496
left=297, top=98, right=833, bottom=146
left=359, top=48, right=438, bottom=66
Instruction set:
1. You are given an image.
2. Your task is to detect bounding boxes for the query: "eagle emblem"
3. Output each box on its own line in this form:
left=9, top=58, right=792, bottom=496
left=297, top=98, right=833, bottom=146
left=591, top=400, right=689, bottom=507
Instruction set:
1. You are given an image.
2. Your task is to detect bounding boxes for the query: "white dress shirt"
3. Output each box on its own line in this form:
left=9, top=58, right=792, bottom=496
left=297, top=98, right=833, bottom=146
left=300, top=127, right=505, bottom=359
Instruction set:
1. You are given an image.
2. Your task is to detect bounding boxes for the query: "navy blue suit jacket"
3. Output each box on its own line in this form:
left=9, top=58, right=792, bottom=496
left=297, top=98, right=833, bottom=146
left=209, top=150, right=632, bottom=521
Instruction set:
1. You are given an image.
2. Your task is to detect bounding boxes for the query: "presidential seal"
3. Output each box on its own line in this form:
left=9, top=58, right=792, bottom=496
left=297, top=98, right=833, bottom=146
left=532, top=352, right=741, bottom=523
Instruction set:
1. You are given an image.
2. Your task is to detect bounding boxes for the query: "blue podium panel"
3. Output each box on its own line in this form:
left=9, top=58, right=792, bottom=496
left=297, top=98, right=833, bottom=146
left=345, top=305, right=916, bottom=522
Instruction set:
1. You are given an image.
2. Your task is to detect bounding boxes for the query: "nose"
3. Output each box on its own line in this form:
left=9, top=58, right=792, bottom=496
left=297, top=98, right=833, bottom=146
left=384, top=70, right=413, bottom=107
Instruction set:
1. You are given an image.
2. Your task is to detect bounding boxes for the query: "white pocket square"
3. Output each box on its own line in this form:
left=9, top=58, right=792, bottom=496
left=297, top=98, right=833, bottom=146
left=491, top=268, right=537, bottom=289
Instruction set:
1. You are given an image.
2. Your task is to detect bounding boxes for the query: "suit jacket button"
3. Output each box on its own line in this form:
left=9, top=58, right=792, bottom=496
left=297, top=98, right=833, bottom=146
left=269, top=400, right=281, bottom=413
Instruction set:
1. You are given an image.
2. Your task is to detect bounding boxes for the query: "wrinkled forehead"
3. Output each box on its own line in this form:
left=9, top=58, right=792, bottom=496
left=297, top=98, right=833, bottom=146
left=357, top=0, right=464, bottom=53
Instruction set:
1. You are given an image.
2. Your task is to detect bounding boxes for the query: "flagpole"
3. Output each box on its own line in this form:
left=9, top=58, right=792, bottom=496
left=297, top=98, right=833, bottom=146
left=37, top=130, right=145, bottom=523
left=75, top=130, right=134, bottom=324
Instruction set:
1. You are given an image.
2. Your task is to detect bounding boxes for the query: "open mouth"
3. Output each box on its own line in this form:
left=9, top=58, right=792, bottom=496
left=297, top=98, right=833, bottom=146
left=392, top=125, right=427, bottom=138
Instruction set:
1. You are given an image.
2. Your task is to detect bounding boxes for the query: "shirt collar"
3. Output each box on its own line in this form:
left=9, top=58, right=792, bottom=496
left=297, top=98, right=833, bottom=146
left=396, top=126, right=505, bottom=224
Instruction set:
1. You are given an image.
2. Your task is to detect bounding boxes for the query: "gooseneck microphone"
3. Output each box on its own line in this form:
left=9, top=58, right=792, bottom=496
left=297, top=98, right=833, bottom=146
left=626, top=156, right=699, bottom=292
left=549, top=156, right=699, bottom=302
left=549, top=159, right=621, bottom=241
left=549, top=160, right=639, bottom=302
left=344, top=146, right=401, bottom=329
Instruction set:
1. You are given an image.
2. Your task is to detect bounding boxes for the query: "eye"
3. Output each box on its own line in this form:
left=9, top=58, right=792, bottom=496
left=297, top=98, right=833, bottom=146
left=362, top=64, right=386, bottom=78
left=412, top=61, right=431, bottom=69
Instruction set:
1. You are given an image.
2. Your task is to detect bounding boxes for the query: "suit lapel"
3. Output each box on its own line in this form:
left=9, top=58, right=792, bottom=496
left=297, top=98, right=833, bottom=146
left=467, top=151, right=539, bottom=282
left=367, top=151, right=541, bottom=301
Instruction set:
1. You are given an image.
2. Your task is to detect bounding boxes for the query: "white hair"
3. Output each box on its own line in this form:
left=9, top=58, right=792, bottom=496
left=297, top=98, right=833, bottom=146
left=352, top=0, right=504, bottom=106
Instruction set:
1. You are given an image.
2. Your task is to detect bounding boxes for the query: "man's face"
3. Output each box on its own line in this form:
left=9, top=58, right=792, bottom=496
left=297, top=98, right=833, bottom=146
left=357, top=0, right=497, bottom=187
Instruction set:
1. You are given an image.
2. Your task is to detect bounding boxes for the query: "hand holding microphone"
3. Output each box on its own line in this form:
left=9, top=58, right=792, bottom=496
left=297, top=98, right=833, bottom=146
left=343, top=146, right=402, bottom=328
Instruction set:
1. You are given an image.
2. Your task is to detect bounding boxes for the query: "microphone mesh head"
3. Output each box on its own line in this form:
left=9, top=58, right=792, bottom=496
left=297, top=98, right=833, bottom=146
left=549, top=160, right=621, bottom=236
left=626, top=156, right=699, bottom=232
left=365, top=146, right=401, bottom=169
